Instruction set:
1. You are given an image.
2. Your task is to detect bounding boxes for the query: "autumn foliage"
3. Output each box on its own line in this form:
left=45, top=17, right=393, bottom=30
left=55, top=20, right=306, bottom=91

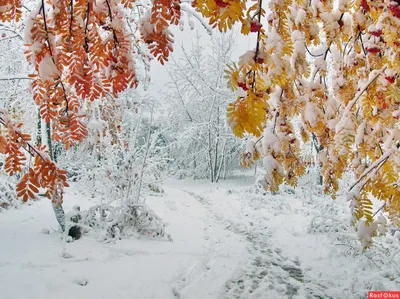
left=1, top=0, right=400, bottom=245
left=222, top=0, right=400, bottom=246
left=0, top=0, right=182, bottom=203
left=0, top=110, right=68, bottom=204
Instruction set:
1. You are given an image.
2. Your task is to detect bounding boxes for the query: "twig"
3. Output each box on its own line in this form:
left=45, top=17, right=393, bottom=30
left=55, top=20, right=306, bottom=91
left=373, top=202, right=387, bottom=218
left=349, top=150, right=392, bottom=192
left=251, top=0, right=263, bottom=89
left=105, top=0, right=119, bottom=47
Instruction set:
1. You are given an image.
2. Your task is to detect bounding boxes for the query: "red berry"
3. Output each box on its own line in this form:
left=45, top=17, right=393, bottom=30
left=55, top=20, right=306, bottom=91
left=338, top=20, right=344, bottom=28
left=238, top=82, right=248, bottom=91
left=360, top=0, right=370, bottom=11
left=256, top=57, right=264, bottom=64
left=250, top=21, right=262, bottom=33
left=367, top=46, right=381, bottom=54
left=215, top=0, right=229, bottom=8
left=1, top=33, right=5, bottom=38
left=385, top=76, right=396, bottom=84
left=369, top=29, right=383, bottom=37
left=388, top=2, right=400, bottom=18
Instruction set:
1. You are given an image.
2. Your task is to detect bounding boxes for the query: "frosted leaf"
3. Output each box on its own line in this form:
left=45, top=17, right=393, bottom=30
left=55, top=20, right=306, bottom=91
left=304, top=102, right=317, bottom=126
left=262, top=155, right=281, bottom=181
left=356, top=219, right=377, bottom=247
left=327, top=118, right=338, bottom=130
left=93, top=0, right=108, bottom=14
left=0, top=5, right=11, bottom=12
left=238, top=50, right=256, bottom=68
left=295, top=9, right=306, bottom=25
left=355, top=122, right=365, bottom=145
left=314, top=56, right=327, bottom=72
left=235, top=88, right=247, bottom=98
left=262, top=129, right=280, bottom=154
left=38, top=56, right=60, bottom=81
left=245, top=140, right=255, bottom=154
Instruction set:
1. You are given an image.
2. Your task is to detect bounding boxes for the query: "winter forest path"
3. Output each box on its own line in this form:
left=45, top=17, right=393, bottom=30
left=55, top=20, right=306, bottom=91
left=168, top=177, right=400, bottom=299
left=170, top=183, right=319, bottom=299
left=1, top=177, right=400, bottom=299
left=0, top=184, right=246, bottom=299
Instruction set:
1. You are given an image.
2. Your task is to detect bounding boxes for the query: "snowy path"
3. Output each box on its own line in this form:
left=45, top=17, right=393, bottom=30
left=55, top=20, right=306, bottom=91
left=168, top=178, right=400, bottom=299
left=0, top=187, right=246, bottom=299
left=1, top=178, right=400, bottom=299
left=171, top=185, right=310, bottom=299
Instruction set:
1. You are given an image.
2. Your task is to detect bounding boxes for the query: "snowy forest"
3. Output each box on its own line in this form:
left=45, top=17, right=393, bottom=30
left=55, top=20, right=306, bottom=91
left=0, top=0, right=400, bottom=298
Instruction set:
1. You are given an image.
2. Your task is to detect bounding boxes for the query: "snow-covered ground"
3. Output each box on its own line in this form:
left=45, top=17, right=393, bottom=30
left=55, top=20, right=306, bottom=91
left=1, top=175, right=400, bottom=299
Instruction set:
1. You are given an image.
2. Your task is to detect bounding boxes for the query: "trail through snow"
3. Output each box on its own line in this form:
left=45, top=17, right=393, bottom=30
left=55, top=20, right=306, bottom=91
left=167, top=177, right=400, bottom=299
left=1, top=176, right=400, bottom=299
left=0, top=186, right=246, bottom=299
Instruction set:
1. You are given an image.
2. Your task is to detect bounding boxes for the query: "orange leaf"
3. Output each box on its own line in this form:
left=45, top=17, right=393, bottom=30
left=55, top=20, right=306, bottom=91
left=0, top=135, right=6, bottom=154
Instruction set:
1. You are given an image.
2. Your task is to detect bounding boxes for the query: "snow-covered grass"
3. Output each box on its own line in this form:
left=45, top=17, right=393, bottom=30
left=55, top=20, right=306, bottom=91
left=1, top=174, right=400, bottom=299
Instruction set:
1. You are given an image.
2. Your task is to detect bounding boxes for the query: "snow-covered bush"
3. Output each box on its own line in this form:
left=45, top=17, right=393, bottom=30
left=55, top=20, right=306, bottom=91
left=0, top=176, right=17, bottom=211
left=81, top=204, right=171, bottom=242
left=57, top=91, right=171, bottom=240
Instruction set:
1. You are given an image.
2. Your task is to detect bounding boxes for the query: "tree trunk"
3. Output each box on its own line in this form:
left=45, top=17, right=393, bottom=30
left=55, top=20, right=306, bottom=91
left=45, top=121, right=66, bottom=231
left=51, top=202, right=66, bottom=232
left=46, top=121, right=53, bottom=160
left=312, top=133, right=323, bottom=185
left=36, top=109, right=42, bottom=145
left=215, top=135, right=227, bottom=183
left=207, top=126, right=215, bottom=182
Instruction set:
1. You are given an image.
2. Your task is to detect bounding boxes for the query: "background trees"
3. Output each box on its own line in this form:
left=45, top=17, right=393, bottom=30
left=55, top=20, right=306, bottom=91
left=161, top=33, right=243, bottom=182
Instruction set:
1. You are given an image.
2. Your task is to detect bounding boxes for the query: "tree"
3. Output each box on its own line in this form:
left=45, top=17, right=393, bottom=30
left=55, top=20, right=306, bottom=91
left=0, top=0, right=399, bottom=246
left=0, top=0, right=174, bottom=204
left=162, top=32, right=242, bottom=182
left=223, top=0, right=400, bottom=246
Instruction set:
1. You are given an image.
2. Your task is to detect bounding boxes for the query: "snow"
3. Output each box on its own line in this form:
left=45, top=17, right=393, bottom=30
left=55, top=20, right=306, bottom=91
left=0, top=184, right=246, bottom=299
left=245, top=139, right=255, bottom=154
left=38, top=56, right=60, bottom=82
left=262, top=128, right=280, bottom=154
left=314, top=56, right=327, bottom=72
left=0, top=4, right=11, bottom=13
left=1, top=175, right=400, bottom=299
left=93, top=0, right=108, bottom=15
left=235, top=87, right=247, bottom=98
left=355, top=122, right=366, bottom=144
left=238, top=50, right=256, bottom=68
left=295, top=9, right=306, bottom=26
left=166, top=176, right=400, bottom=298
left=304, top=101, right=317, bottom=126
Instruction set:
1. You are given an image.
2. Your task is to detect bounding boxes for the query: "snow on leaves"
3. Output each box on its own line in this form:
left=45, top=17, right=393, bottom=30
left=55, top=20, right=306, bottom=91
left=222, top=0, right=400, bottom=246
left=0, top=110, right=68, bottom=204
left=19, top=0, right=138, bottom=149
left=0, top=0, right=21, bottom=22
left=193, top=0, right=247, bottom=32
left=138, top=0, right=180, bottom=65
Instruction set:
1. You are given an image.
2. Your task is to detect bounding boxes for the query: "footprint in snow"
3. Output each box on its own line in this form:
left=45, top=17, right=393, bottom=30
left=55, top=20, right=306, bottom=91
left=165, top=200, right=178, bottom=211
left=62, top=251, right=75, bottom=259
left=72, top=277, right=89, bottom=286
